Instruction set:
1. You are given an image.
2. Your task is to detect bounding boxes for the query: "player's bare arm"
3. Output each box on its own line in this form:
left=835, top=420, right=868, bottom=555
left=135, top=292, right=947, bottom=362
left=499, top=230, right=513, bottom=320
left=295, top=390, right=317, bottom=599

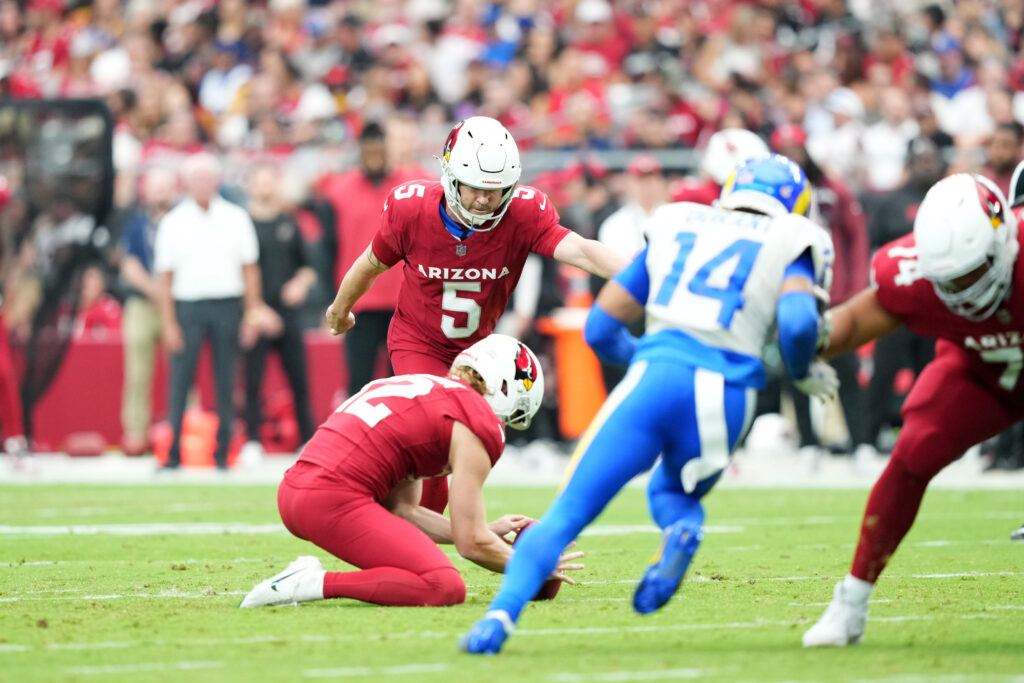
left=823, top=288, right=902, bottom=358
left=594, top=280, right=645, bottom=324
left=382, top=479, right=454, bottom=544
left=448, top=422, right=584, bottom=580
left=447, top=421, right=515, bottom=573
left=325, top=243, right=391, bottom=335
left=552, top=231, right=631, bottom=279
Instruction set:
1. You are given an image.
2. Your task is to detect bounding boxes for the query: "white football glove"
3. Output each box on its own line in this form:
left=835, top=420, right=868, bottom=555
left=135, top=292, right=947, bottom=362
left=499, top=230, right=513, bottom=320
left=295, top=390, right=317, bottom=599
left=793, top=360, right=839, bottom=401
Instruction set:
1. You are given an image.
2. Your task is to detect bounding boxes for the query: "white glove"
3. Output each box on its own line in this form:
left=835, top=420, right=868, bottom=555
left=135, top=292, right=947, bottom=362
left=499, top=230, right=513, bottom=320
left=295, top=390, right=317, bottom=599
left=793, top=360, right=839, bottom=400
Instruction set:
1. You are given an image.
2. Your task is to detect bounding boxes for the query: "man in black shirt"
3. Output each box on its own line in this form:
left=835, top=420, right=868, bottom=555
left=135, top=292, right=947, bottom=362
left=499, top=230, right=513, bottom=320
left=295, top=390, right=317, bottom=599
left=242, top=164, right=317, bottom=463
left=862, top=138, right=943, bottom=450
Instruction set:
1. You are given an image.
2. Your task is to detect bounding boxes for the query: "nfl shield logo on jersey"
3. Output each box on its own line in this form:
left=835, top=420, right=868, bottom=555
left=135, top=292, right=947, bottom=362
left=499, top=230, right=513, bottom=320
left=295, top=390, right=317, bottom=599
left=456, top=244, right=467, bottom=257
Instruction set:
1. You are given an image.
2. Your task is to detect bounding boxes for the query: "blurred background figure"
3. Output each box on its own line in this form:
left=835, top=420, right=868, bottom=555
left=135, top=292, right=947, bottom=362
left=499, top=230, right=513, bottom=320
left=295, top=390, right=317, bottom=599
left=670, top=128, right=769, bottom=205
left=239, top=163, right=317, bottom=466
left=318, top=121, right=420, bottom=398
left=980, top=122, right=1024, bottom=198
left=593, top=153, right=668, bottom=391
left=118, top=168, right=177, bottom=456
left=863, top=137, right=944, bottom=452
left=154, top=153, right=261, bottom=471
left=73, top=263, right=121, bottom=338
left=769, top=124, right=869, bottom=461
left=0, top=172, right=28, bottom=466
left=597, top=154, right=667, bottom=257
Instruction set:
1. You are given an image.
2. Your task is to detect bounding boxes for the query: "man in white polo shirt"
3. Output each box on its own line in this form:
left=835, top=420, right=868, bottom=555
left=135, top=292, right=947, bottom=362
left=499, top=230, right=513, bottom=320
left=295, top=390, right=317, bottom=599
left=154, top=152, right=262, bottom=470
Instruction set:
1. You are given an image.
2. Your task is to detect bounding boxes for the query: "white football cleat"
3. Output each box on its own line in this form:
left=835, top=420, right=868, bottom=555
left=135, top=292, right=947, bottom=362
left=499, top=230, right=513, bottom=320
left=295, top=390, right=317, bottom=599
left=802, top=580, right=870, bottom=647
left=1011, top=523, right=1024, bottom=542
left=240, top=556, right=325, bottom=608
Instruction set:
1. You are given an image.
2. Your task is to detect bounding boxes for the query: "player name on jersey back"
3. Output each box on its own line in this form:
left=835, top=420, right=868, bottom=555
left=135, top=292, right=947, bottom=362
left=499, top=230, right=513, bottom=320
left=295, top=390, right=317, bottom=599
left=642, top=202, right=827, bottom=360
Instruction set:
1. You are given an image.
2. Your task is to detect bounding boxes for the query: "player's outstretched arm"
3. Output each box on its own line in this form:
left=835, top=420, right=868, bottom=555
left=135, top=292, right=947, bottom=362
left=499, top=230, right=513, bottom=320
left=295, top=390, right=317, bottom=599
left=447, top=421, right=514, bottom=574
left=584, top=246, right=647, bottom=364
left=383, top=479, right=454, bottom=544
left=325, top=244, right=390, bottom=335
left=552, top=232, right=631, bottom=279
left=823, top=288, right=902, bottom=358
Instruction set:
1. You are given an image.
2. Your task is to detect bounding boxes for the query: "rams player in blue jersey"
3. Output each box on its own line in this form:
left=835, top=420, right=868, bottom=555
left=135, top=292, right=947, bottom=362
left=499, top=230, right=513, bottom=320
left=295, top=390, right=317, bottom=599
left=460, top=155, right=838, bottom=654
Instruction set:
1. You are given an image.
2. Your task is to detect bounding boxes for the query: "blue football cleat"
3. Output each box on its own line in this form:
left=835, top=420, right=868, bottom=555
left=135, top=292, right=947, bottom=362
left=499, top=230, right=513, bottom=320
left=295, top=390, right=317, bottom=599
left=633, top=520, right=703, bottom=614
left=458, top=610, right=515, bottom=655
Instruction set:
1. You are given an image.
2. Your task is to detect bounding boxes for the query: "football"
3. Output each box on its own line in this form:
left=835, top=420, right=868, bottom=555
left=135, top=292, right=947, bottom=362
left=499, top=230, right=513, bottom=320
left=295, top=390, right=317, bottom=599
left=513, top=522, right=562, bottom=601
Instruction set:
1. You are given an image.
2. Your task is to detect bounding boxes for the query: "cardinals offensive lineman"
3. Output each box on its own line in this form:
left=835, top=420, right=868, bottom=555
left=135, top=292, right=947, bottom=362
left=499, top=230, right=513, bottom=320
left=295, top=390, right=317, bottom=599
left=239, top=334, right=583, bottom=609
left=325, top=117, right=628, bottom=513
left=804, top=173, right=1024, bottom=646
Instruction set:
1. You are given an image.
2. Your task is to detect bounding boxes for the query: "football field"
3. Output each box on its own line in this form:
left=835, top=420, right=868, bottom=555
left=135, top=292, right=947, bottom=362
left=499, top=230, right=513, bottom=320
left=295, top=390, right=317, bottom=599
left=1, top=483, right=1022, bottom=682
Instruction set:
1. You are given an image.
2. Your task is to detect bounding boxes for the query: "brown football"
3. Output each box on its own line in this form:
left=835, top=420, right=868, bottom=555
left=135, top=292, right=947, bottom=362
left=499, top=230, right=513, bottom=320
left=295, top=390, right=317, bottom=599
left=513, top=523, right=562, bottom=601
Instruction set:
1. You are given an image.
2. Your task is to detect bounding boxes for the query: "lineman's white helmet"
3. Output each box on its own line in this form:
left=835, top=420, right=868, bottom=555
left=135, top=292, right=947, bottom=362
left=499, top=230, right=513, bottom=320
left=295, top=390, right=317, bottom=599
left=702, top=128, right=770, bottom=186
left=451, top=334, right=543, bottom=430
left=913, top=173, right=1019, bottom=321
left=439, top=116, right=521, bottom=231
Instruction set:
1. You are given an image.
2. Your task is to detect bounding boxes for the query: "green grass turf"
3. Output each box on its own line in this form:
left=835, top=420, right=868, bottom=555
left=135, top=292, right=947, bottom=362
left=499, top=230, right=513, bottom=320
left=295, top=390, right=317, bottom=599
left=1, top=484, right=1021, bottom=682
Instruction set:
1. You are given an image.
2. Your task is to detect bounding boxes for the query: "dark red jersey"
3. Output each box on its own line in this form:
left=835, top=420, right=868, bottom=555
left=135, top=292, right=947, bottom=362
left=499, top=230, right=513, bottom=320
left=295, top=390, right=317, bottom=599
left=298, top=374, right=505, bottom=500
left=871, top=230, right=1024, bottom=393
left=372, top=180, right=570, bottom=363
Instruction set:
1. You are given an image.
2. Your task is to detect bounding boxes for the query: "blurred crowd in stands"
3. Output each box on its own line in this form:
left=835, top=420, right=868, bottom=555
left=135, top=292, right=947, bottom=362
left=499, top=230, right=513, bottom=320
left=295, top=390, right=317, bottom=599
left=1, top=0, right=1023, bottom=469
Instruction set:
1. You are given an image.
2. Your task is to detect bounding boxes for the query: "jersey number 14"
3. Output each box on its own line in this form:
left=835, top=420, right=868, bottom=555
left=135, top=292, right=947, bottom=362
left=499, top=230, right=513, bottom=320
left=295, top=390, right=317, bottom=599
left=654, top=233, right=763, bottom=327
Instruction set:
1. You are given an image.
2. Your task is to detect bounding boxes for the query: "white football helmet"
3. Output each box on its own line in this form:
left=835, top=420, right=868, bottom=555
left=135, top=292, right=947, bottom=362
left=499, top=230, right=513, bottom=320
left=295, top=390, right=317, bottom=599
left=913, top=173, right=1019, bottom=321
left=451, top=334, right=543, bottom=430
left=439, top=116, right=521, bottom=232
left=702, top=128, right=770, bottom=186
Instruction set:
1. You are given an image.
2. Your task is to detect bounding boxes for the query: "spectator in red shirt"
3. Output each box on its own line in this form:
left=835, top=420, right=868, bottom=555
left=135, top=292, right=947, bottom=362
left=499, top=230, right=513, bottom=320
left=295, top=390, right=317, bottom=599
left=319, top=121, right=423, bottom=397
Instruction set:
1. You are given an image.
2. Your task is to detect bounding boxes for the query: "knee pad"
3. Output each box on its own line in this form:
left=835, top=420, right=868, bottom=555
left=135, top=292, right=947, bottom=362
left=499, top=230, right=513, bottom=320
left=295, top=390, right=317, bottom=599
left=422, top=566, right=466, bottom=606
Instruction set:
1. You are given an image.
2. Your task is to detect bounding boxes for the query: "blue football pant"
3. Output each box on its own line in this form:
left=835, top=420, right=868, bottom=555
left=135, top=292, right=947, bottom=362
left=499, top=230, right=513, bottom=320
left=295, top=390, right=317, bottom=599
left=489, top=360, right=755, bottom=621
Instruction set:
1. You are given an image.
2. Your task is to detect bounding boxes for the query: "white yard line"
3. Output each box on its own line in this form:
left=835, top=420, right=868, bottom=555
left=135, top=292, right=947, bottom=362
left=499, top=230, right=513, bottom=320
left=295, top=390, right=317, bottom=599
left=64, top=661, right=223, bottom=675
left=4, top=557, right=269, bottom=568
left=0, top=590, right=246, bottom=603
left=550, top=669, right=703, bottom=682
left=0, top=522, right=288, bottom=536
left=4, top=569, right=1021, bottom=603
left=304, top=664, right=450, bottom=678
left=8, top=610, right=1022, bottom=656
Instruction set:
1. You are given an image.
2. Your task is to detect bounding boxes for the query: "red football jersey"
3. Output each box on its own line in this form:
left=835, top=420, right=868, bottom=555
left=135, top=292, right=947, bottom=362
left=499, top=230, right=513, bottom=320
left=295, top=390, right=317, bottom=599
left=298, top=374, right=505, bottom=501
left=871, top=230, right=1024, bottom=393
left=372, top=180, right=570, bottom=363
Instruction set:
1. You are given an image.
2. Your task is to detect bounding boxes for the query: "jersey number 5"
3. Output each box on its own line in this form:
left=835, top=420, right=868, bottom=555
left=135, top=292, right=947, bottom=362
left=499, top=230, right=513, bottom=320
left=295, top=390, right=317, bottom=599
left=654, top=233, right=763, bottom=327
left=441, top=281, right=482, bottom=338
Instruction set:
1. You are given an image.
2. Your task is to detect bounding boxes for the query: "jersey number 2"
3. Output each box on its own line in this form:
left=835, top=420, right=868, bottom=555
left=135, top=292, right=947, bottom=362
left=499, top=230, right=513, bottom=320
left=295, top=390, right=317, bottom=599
left=336, top=375, right=448, bottom=427
left=654, top=233, right=763, bottom=327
